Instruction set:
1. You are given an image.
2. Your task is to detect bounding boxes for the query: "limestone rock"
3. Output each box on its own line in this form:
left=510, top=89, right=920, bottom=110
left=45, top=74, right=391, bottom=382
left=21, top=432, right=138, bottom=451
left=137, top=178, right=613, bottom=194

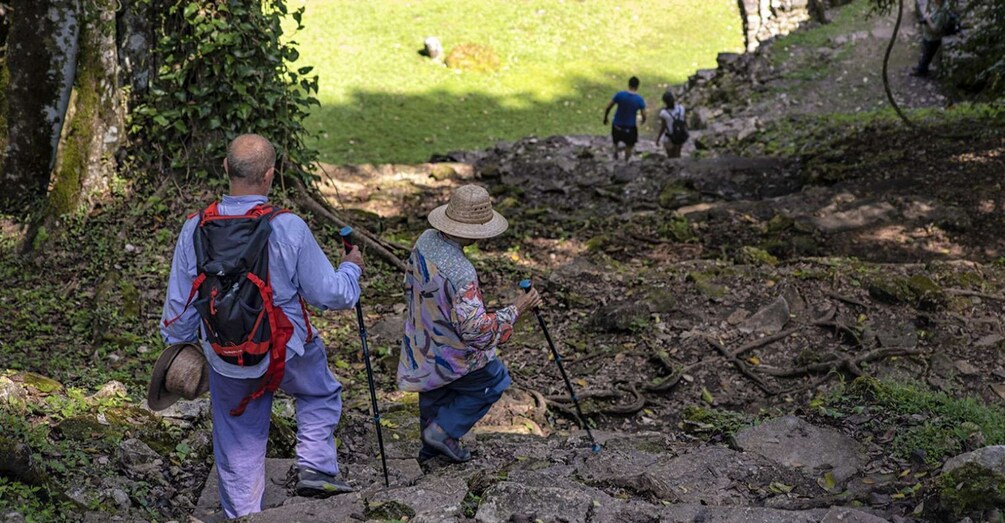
left=739, top=296, right=790, bottom=334
left=243, top=492, right=364, bottom=523
left=820, top=506, right=890, bottom=522
left=475, top=481, right=602, bottom=523
left=734, top=416, right=866, bottom=487
left=90, top=380, right=127, bottom=400
left=576, top=445, right=817, bottom=505
left=0, top=376, right=27, bottom=409
left=194, top=459, right=295, bottom=522
left=423, top=36, right=444, bottom=61
left=117, top=438, right=163, bottom=479
left=940, top=445, right=1005, bottom=512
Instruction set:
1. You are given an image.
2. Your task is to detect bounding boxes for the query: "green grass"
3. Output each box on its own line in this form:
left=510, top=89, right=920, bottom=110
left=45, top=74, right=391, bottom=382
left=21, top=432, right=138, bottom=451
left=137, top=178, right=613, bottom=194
left=827, top=378, right=1005, bottom=465
left=295, top=0, right=743, bottom=164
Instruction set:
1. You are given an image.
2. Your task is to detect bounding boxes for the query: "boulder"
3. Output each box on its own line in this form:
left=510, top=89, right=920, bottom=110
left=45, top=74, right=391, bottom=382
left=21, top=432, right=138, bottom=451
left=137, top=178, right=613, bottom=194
left=0, top=376, right=27, bottom=409
left=576, top=445, right=818, bottom=505
left=940, top=445, right=1005, bottom=513
left=739, top=296, right=790, bottom=334
left=422, top=36, right=443, bottom=61
left=734, top=416, right=867, bottom=488
left=243, top=492, right=364, bottom=523
left=475, top=481, right=605, bottom=523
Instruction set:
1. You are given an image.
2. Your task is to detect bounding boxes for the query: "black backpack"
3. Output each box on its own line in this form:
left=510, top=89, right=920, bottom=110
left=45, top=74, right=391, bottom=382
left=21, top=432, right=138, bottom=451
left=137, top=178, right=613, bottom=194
left=163, top=202, right=312, bottom=415
left=669, top=110, right=689, bottom=145
left=943, top=11, right=960, bottom=36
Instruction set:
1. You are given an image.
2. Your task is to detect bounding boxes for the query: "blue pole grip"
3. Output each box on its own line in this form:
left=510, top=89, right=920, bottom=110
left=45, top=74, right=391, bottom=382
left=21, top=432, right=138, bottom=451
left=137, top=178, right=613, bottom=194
left=339, top=226, right=353, bottom=238
left=519, top=279, right=533, bottom=291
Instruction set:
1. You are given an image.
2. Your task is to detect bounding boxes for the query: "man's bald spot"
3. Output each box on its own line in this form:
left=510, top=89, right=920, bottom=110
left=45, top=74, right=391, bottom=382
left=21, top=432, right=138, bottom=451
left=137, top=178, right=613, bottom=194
left=226, top=134, right=276, bottom=185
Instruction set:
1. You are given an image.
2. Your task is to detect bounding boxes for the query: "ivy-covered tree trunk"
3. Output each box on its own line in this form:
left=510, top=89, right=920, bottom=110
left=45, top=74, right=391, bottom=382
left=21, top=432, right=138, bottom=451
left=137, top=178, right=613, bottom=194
left=1, top=0, right=80, bottom=214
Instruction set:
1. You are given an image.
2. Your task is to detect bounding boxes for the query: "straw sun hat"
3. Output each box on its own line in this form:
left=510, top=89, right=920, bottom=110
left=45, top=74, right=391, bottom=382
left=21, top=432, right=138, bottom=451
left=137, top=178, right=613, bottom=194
left=428, top=184, right=509, bottom=239
left=147, top=343, right=209, bottom=411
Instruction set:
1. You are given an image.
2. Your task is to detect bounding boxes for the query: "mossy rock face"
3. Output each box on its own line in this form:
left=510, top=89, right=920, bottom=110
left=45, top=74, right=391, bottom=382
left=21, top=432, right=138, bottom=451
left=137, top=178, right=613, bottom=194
left=687, top=271, right=727, bottom=299
left=939, top=461, right=1005, bottom=514
left=766, top=214, right=794, bottom=234
left=736, top=246, right=778, bottom=266
left=657, top=215, right=696, bottom=242
left=20, top=372, right=63, bottom=394
left=868, top=275, right=946, bottom=311
left=429, top=163, right=456, bottom=181
left=658, top=182, right=698, bottom=209
left=56, top=407, right=177, bottom=454
left=585, top=234, right=610, bottom=252
left=365, top=500, right=416, bottom=520
left=445, top=43, right=501, bottom=73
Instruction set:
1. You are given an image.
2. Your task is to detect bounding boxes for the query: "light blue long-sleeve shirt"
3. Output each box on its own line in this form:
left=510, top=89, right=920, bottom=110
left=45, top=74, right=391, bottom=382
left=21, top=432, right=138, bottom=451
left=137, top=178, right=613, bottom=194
left=160, top=194, right=361, bottom=379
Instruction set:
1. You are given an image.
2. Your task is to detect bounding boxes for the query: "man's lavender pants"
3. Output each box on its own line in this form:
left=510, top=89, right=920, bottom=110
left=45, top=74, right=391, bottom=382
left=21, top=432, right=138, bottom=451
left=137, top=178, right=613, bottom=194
left=208, top=339, right=343, bottom=519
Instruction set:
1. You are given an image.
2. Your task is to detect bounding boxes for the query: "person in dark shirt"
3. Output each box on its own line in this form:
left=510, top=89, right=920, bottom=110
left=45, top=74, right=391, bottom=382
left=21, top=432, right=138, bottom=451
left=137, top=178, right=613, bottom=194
left=912, top=0, right=950, bottom=77
left=603, top=76, right=647, bottom=162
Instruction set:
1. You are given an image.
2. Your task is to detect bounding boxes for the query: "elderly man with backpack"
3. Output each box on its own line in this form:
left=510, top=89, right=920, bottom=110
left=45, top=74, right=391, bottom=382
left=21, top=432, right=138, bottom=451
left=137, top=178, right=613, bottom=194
left=155, top=134, right=364, bottom=518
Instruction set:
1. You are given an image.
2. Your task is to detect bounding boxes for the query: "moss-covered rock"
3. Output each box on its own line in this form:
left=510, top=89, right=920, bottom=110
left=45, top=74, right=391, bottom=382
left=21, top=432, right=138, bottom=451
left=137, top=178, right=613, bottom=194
left=658, top=182, right=698, bottom=209
left=657, top=215, right=696, bottom=242
left=687, top=271, right=727, bottom=299
left=365, top=500, right=416, bottom=520
left=939, top=451, right=1005, bottom=514
left=868, top=274, right=946, bottom=311
left=21, top=372, right=63, bottom=394
left=736, top=246, right=779, bottom=266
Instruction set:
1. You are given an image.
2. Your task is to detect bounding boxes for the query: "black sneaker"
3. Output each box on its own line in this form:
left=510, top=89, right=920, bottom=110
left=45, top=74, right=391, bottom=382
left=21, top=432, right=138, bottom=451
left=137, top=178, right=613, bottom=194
left=421, top=422, right=472, bottom=463
left=295, top=467, right=354, bottom=498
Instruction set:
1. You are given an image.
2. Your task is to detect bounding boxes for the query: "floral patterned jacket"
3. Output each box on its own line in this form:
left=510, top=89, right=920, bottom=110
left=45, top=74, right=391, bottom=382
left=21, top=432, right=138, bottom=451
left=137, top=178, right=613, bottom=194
left=397, top=229, right=518, bottom=392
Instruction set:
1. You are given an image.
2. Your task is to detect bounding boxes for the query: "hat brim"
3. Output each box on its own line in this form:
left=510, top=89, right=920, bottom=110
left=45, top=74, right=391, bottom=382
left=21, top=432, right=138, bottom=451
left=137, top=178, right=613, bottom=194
left=428, top=205, right=509, bottom=239
left=147, top=343, right=200, bottom=411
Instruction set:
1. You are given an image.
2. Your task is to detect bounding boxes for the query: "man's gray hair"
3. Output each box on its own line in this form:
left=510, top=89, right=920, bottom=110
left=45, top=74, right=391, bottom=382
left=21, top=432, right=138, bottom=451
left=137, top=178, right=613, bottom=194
left=226, top=134, right=276, bottom=185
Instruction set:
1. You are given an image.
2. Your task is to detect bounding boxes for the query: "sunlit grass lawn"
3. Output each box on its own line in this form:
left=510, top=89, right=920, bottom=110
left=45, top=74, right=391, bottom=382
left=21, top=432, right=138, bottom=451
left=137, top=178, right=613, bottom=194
left=294, top=0, right=743, bottom=165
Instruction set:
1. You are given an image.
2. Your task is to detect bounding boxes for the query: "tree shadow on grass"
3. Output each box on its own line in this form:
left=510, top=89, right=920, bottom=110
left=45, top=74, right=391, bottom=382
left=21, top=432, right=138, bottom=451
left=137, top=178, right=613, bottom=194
left=306, top=70, right=687, bottom=165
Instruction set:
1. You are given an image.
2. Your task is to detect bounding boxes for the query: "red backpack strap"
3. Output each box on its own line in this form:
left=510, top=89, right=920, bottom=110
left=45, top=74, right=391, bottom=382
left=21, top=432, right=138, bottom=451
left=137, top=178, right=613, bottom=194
left=198, top=201, right=221, bottom=225
left=163, top=273, right=207, bottom=327
left=230, top=272, right=293, bottom=417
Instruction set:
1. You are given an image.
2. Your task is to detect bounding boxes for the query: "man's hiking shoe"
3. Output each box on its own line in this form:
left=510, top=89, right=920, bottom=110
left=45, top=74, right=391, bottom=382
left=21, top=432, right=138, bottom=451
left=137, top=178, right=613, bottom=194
left=421, top=422, right=472, bottom=463
left=295, top=468, right=354, bottom=498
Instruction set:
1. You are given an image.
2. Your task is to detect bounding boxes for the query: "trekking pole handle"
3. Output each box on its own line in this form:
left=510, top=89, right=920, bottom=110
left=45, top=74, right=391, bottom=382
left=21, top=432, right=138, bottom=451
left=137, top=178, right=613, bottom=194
left=339, top=226, right=354, bottom=254
left=519, top=279, right=533, bottom=292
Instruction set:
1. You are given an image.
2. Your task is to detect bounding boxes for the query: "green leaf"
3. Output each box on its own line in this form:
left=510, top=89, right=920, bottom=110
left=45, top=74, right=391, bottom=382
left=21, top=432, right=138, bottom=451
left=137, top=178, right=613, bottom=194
left=701, top=387, right=714, bottom=405
left=182, top=2, right=199, bottom=19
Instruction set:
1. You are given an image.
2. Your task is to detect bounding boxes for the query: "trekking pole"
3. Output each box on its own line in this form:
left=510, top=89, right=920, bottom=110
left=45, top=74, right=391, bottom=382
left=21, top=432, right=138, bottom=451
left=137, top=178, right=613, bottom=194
left=519, top=279, right=601, bottom=453
left=340, top=226, right=390, bottom=487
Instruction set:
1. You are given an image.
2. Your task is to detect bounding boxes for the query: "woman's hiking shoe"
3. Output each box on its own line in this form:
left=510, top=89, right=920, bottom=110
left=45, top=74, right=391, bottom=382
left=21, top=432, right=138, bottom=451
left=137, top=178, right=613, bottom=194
left=418, top=443, right=441, bottom=462
left=421, top=422, right=472, bottom=463
left=295, top=468, right=354, bottom=498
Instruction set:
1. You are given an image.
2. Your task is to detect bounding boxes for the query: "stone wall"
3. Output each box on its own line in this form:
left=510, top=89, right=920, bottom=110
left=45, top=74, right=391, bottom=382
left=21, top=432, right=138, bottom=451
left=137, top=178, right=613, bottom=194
left=738, top=0, right=854, bottom=52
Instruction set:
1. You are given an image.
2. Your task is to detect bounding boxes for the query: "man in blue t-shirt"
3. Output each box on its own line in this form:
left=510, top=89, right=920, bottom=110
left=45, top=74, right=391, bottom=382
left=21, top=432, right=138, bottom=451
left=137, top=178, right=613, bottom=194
left=603, top=76, right=647, bottom=162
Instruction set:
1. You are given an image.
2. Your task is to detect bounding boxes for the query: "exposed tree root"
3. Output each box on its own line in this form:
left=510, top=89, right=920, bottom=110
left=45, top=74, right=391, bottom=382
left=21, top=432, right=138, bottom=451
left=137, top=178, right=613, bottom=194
left=757, top=347, right=924, bottom=378
left=289, top=177, right=408, bottom=272
left=945, top=288, right=1005, bottom=301
left=705, top=336, right=780, bottom=395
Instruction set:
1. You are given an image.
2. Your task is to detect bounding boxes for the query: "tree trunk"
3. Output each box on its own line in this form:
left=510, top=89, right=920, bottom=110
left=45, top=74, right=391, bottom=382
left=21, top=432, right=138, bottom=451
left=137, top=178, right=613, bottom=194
left=1, top=0, right=80, bottom=214
left=48, top=0, right=123, bottom=215
left=115, top=0, right=158, bottom=99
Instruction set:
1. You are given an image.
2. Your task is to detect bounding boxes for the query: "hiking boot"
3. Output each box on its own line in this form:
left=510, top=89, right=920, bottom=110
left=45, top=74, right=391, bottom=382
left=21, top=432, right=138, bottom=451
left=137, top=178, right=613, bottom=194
left=295, top=467, right=354, bottom=498
left=421, top=422, right=472, bottom=463
left=418, top=443, right=441, bottom=462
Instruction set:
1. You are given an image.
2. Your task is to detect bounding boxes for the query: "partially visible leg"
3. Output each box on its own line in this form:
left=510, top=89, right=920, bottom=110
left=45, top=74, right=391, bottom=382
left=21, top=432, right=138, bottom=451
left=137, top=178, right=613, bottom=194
left=915, top=39, right=942, bottom=75
left=624, top=145, right=635, bottom=161
left=434, top=359, right=512, bottom=440
left=209, top=368, right=273, bottom=519
left=279, top=340, right=343, bottom=478
left=418, top=387, right=454, bottom=460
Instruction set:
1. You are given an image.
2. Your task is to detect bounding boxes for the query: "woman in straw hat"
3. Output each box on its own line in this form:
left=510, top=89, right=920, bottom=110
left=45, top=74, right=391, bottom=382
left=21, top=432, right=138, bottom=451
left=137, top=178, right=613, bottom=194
left=398, top=184, right=542, bottom=463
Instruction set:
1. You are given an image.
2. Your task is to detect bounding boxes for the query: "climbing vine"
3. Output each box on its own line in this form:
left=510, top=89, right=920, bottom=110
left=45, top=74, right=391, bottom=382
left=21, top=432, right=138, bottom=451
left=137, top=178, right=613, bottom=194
left=131, top=0, right=320, bottom=182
